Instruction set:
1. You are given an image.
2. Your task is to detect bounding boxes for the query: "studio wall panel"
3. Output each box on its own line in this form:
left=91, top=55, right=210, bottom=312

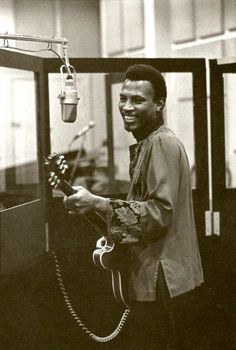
left=171, top=0, right=195, bottom=43
left=224, top=0, right=236, bottom=31
left=104, top=0, right=123, bottom=55
left=14, top=0, right=55, bottom=54
left=123, top=0, right=144, bottom=51
left=195, top=0, right=223, bottom=38
left=59, top=0, right=100, bottom=57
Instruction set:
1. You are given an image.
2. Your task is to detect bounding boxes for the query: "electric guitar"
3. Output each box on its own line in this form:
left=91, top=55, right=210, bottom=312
left=45, top=153, right=129, bottom=306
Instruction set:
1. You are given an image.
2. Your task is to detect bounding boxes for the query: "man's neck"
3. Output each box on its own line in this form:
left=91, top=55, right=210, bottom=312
left=132, top=117, right=163, bottom=142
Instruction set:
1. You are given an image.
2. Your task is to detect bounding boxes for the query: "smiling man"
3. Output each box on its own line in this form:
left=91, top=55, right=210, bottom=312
left=119, top=67, right=165, bottom=140
left=63, top=64, right=204, bottom=350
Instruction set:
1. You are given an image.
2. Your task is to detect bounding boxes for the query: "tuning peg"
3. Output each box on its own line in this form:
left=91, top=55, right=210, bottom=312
left=61, top=163, right=69, bottom=173
left=50, top=178, right=60, bottom=188
left=49, top=173, right=57, bottom=186
left=58, top=155, right=65, bottom=162
left=54, top=178, right=61, bottom=188
left=59, top=162, right=65, bottom=169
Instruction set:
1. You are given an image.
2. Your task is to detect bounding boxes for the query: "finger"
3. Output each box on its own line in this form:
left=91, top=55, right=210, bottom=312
left=68, top=210, right=80, bottom=216
left=64, top=194, right=81, bottom=207
left=96, top=237, right=106, bottom=248
left=65, top=200, right=80, bottom=211
left=72, top=185, right=84, bottom=193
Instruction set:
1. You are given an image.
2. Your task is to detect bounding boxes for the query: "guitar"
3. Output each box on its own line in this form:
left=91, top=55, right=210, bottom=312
left=93, top=238, right=129, bottom=307
left=45, top=152, right=129, bottom=306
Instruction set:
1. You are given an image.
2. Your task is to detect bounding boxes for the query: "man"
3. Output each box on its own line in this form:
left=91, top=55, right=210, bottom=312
left=64, top=64, right=204, bottom=349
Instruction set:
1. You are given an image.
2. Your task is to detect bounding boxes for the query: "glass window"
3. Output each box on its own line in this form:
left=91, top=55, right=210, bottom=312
left=224, top=73, right=236, bottom=188
left=111, top=81, right=133, bottom=189
left=0, top=68, right=40, bottom=210
left=165, top=73, right=195, bottom=188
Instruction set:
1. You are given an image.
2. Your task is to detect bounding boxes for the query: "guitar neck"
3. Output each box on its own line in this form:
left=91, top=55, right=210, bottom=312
left=58, top=177, right=107, bottom=234
left=58, top=177, right=77, bottom=196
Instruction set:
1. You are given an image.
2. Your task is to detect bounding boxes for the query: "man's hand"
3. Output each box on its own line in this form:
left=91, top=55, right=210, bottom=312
left=63, top=185, right=108, bottom=215
left=96, top=236, right=107, bottom=248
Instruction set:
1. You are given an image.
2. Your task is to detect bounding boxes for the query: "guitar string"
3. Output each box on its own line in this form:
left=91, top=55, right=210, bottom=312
left=52, top=250, right=130, bottom=343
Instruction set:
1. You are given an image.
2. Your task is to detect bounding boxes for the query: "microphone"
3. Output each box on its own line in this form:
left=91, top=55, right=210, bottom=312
left=58, top=66, right=79, bottom=123
left=69, top=121, right=96, bottom=146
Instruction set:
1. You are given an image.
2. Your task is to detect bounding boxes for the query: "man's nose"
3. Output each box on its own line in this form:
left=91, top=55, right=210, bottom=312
left=123, top=100, right=134, bottom=111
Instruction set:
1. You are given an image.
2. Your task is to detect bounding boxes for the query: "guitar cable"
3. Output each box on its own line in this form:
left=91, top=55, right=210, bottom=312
left=52, top=250, right=130, bottom=343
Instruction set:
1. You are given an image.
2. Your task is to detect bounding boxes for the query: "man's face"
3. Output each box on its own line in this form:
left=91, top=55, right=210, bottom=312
left=118, top=79, right=158, bottom=133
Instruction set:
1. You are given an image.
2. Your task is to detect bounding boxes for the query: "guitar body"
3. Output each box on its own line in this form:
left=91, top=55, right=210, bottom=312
left=93, top=240, right=129, bottom=307
left=45, top=152, right=129, bottom=307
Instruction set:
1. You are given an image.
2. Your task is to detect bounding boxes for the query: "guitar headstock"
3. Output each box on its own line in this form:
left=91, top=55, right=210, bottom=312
left=45, top=153, right=69, bottom=190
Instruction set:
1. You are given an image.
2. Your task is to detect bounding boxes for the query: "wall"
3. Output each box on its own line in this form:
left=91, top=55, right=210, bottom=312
left=0, top=0, right=15, bottom=34
left=170, top=0, right=236, bottom=58
left=100, top=0, right=236, bottom=58
left=100, top=0, right=146, bottom=57
left=12, top=0, right=101, bottom=57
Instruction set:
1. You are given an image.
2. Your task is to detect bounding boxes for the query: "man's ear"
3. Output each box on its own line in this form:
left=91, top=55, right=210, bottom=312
left=156, top=98, right=165, bottom=111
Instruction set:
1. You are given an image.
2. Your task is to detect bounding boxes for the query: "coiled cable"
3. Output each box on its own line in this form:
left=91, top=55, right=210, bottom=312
left=52, top=250, right=130, bottom=342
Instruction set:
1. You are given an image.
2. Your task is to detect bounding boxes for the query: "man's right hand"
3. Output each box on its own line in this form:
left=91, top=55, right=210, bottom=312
left=96, top=236, right=107, bottom=248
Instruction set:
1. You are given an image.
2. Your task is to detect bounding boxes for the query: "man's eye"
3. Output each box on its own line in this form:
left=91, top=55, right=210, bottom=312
left=134, top=98, right=143, bottom=104
left=119, top=97, right=126, bottom=103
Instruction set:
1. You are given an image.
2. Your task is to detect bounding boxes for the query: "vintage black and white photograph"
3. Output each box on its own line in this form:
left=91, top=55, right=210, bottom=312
left=0, top=1, right=235, bottom=349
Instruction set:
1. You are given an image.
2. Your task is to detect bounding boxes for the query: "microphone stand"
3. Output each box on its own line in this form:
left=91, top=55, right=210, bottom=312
left=69, top=134, right=87, bottom=185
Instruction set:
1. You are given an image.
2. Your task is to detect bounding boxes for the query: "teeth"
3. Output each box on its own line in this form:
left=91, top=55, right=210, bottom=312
left=124, top=115, right=136, bottom=122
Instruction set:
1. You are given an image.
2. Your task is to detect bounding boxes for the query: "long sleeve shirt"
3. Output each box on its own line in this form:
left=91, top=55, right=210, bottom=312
left=106, top=125, right=204, bottom=301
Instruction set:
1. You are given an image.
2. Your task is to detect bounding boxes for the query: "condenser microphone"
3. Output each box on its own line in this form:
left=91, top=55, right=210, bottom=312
left=69, top=121, right=96, bottom=147
left=58, top=66, right=79, bottom=123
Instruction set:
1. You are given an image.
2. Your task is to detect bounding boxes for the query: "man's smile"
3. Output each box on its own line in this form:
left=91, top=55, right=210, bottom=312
left=123, top=115, right=137, bottom=122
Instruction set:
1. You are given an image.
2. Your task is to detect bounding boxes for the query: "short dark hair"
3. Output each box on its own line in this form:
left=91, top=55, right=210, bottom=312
left=124, top=64, right=167, bottom=103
